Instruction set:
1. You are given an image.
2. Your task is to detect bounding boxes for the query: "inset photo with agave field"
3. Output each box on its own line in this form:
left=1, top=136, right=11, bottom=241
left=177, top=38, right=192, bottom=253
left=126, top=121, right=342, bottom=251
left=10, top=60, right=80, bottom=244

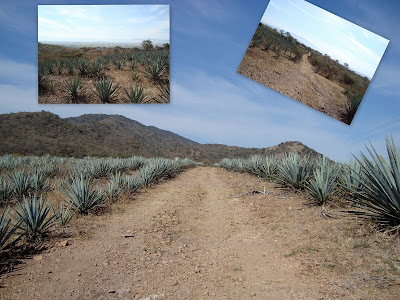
left=238, top=0, right=389, bottom=124
left=38, top=5, right=170, bottom=104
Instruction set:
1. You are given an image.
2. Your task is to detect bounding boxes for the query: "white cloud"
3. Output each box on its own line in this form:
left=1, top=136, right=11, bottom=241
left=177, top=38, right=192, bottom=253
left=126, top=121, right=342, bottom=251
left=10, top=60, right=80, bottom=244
left=0, top=58, right=36, bottom=85
left=56, top=5, right=102, bottom=22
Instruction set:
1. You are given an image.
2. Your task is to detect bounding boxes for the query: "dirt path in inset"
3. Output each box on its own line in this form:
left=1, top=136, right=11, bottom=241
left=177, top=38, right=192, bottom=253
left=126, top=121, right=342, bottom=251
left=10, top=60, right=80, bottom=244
left=238, top=47, right=349, bottom=121
left=1, top=167, right=399, bottom=299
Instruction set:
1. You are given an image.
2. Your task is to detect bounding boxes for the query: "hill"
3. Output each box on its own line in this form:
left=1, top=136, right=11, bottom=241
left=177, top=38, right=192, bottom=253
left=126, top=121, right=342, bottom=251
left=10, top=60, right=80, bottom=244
left=0, top=111, right=321, bottom=163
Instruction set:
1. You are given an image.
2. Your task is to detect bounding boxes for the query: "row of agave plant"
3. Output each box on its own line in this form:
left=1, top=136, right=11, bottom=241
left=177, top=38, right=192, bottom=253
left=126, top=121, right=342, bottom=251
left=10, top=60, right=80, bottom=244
left=0, top=156, right=200, bottom=252
left=216, top=137, right=400, bottom=230
left=62, top=76, right=169, bottom=104
left=39, top=50, right=169, bottom=78
left=39, top=50, right=169, bottom=103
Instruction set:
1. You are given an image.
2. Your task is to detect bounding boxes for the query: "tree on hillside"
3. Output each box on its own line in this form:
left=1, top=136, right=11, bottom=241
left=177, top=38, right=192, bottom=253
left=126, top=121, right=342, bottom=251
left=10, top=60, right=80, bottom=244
left=142, top=40, right=153, bottom=51
left=163, top=43, right=170, bottom=50
left=344, top=62, right=349, bottom=69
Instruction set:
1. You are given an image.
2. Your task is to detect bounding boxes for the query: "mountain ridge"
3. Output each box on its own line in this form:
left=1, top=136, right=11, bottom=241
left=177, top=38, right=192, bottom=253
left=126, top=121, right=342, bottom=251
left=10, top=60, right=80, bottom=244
left=0, top=111, right=321, bottom=163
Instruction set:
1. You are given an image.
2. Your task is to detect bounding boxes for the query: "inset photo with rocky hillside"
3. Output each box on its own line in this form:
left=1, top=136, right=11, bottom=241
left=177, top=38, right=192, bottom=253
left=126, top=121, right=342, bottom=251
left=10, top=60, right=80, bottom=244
left=38, top=5, right=170, bottom=104
left=238, top=0, right=389, bottom=124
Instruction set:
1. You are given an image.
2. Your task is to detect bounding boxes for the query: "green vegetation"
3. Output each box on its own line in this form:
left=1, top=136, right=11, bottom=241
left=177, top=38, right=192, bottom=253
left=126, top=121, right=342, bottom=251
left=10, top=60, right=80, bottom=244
left=38, top=43, right=170, bottom=103
left=145, top=59, right=166, bottom=81
left=64, top=76, right=83, bottom=102
left=13, top=194, right=57, bottom=241
left=61, top=175, right=104, bottom=215
left=345, top=137, right=400, bottom=229
left=0, top=208, right=19, bottom=251
left=342, top=93, right=363, bottom=124
left=216, top=136, right=400, bottom=231
left=57, top=203, right=73, bottom=226
left=142, top=39, right=154, bottom=51
left=250, top=23, right=306, bottom=62
left=156, top=79, right=170, bottom=103
left=93, top=77, right=120, bottom=103
left=124, top=83, right=149, bottom=103
left=0, top=153, right=200, bottom=254
left=249, top=24, right=370, bottom=124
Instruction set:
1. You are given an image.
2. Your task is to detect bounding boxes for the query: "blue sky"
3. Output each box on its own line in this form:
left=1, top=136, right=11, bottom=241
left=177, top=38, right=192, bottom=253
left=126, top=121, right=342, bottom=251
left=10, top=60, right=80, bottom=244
left=38, top=5, right=169, bottom=43
left=261, top=0, right=389, bottom=79
left=0, top=0, right=399, bottom=162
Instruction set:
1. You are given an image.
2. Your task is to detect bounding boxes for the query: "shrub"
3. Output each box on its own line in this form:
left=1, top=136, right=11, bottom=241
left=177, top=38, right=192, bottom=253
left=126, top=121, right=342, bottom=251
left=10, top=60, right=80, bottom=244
left=293, top=45, right=303, bottom=62
left=113, top=59, right=124, bottom=69
left=142, top=39, right=154, bottom=51
left=342, top=94, right=362, bottom=124
left=130, top=60, right=137, bottom=70
left=343, top=73, right=355, bottom=85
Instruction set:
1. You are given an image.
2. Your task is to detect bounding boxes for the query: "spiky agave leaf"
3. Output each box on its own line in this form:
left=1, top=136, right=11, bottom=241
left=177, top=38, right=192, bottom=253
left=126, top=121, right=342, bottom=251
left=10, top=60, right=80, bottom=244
left=340, top=159, right=364, bottom=196
left=346, top=137, right=400, bottom=228
left=307, top=163, right=338, bottom=205
left=93, top=77, right=119, bottom=103
left=121, top=175, right=140, bottom=193
left=30, top=171, right=48, bottom=193
left=124, top=84, right=149, bottom=103
left=0, top=176, right=13, bottom=205
left=277, top=153, right=311, bottom=189
left=65, top=59, right=75, bottom=75
left=13, top=194, right=57, bottom=241
left=0, top=207, right=20, bottom=251
left=61, top=175, right=103, bottom=214
left=57, top=202, right=74, bottom=226
left=9, top=171, right=31, bottom=198
left=64, top=76, right=83, bottom=102
left=77, top=59, right=89, bottom=76
left=342, top=94, right=362, bottom=124
left=155, top=79, right=170, bottom=103
left=145, top=59, right=165, bottom=81
left=105, top=172, right=123, bottom=200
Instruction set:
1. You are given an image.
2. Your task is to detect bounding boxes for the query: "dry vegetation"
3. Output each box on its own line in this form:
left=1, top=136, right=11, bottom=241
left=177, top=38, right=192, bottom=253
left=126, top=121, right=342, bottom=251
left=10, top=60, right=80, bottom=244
left=238, top=24, right=371, bottom=124
left=38, top=41, right=169, bottom=104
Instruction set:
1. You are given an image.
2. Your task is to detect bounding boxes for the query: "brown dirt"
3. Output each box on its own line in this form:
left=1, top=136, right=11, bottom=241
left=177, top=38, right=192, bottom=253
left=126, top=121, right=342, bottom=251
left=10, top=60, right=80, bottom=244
left=238, top=47, right=349, bottom=121
left=1, top=167, right=400, bottom=299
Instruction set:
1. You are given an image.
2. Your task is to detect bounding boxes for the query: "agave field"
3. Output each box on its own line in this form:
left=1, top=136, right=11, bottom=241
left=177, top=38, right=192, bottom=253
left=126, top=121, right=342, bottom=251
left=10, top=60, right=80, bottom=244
left=0, top=154, right=199, bottom=255
left=216, top=137, right=400, bottom=228
left=38, top=44, right=170, bottom=104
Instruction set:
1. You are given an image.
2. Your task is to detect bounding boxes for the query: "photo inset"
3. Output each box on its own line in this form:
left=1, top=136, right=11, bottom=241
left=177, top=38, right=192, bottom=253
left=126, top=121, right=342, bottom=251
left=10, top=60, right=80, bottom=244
left=238, top=0, right=389, bottom=124
left=38, top=5, right=170, bottom=104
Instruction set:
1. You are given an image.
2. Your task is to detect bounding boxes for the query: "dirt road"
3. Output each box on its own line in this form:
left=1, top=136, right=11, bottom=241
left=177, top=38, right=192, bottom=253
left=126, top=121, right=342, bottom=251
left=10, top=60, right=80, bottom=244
left=238, top=47, right=349, bottom=121
left=1, top=167, right=399, bottom=299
